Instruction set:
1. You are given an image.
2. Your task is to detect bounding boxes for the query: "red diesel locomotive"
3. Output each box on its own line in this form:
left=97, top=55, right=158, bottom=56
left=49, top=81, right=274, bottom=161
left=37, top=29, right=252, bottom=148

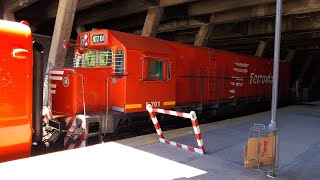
left=46, top=29, right=290, bottom=149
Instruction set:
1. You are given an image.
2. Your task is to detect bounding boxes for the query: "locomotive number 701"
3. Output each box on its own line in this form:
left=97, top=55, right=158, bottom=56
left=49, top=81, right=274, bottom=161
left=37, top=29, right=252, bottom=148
left=146, top=101, right=161, bottom=107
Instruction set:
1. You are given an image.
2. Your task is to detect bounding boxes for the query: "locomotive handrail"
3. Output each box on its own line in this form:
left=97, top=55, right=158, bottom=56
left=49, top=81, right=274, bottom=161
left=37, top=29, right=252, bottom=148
left=103, top=74, right=129, bottom=134
left=67, top=74, right=86, bottom=119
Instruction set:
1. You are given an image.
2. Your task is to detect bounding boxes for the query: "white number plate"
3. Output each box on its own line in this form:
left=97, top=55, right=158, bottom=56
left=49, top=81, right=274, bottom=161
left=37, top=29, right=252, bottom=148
left=146, top=101, right=161, bottom=107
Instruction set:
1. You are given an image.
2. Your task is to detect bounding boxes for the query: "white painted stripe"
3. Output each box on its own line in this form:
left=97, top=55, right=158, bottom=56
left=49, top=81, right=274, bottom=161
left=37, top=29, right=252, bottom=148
left=234, top=62, right=249, bottom=68
left=49, top=76, right=63, bottom=81
left=159, top=138, right=165, bottom=143
left=170, top=141, right=177, bottom=146
left=49, top=84, right=57, bottom=88
left=170, top=111, right=178, bottom=116
left=183, top=113, right=191, bottom=119
left=229, top=89, right=235, bottom=94
left=68, top=127, right=74, bottom=132
left=230, top=82, right=243, bottom=87
left=157, top=109, right=165, bottom=114
left=194, top=148, right=204, bottom=154
left=197, top=139, right=204, bottom=146
left=151, top=118, right=158, bottom=125
left=71, top=119, right=76, bottom=126
left=231, top=76, right=244, bottom=81
left=112, top=106, right=125, bottom=112
left=193, top=126, right=200, bottom=134
left=80, top=140, right=86, bottom=147
left=158, top=138, right=204, bottom=154
left=233, top=68, right=248, bottom=73
left=50, top=70, right=64, bottom=75
left=228, top=96, right=235, bottom=99
left=181, top=144, right=188, bottom=149
left=68, top=143, right=75, bottom=150
left=156, top=129, right=162, bottom=135
left=65, top=117, right=71, bottom=124
left=49, top=89, right=56, bottom=94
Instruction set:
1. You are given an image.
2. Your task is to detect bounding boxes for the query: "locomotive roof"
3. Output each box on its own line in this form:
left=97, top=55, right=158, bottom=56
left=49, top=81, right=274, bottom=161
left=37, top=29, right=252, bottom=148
left=108, top=30, right=175, bottom=56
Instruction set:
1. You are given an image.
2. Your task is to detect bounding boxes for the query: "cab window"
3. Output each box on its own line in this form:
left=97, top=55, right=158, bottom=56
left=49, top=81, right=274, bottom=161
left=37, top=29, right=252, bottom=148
left=98, top=49, right=112, bottom=67
left=148, top=60, right=164, bottom=81
left=84, top=50, right=96, bottom=67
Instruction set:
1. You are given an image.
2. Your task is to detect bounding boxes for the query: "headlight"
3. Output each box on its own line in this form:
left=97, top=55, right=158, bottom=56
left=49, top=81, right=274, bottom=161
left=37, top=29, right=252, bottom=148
left=62, top=77, right=70, bottom=87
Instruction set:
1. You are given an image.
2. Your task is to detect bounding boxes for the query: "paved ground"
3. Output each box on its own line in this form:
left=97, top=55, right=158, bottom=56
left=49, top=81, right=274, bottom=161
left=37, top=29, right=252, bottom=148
left=0, top=103, right=319, bottom=179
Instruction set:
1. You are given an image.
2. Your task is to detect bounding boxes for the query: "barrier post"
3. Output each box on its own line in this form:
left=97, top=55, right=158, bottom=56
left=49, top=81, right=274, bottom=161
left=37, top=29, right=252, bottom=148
left=146, top=104, right=205, bottom=154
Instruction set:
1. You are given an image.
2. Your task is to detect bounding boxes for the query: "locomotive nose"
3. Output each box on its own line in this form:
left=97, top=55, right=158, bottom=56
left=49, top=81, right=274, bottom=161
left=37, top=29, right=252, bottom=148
left=49, top=68, right=113, bottom=116
left=48, top=69, right=72, bottom=115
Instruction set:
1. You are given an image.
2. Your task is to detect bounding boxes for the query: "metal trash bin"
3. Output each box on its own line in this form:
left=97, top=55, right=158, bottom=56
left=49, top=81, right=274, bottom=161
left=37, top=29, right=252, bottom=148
left=244, top=123, right=279, bottom=178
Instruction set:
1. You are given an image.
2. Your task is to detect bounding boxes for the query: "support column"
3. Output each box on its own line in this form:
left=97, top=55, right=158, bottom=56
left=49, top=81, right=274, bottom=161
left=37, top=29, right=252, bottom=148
left=194, top=14, right=214, bottom=47
left=284, top=49, right=295, bottom=62
left=269, top=0, right=283, bottom=131
left=255, top=41, right=268, bottom=57
left=48, top=0, right=78, bottom=68
left=141, top=6, right=164, bottom=37
left=1, top=0, right=15, bottom=21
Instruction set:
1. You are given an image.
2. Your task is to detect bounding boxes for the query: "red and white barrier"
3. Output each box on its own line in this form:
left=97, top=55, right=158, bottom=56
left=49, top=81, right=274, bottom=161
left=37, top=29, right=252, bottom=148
left=146, top=104, right=205, bottom=154
left=42, top=106, right=53, bottom=124
left=42, top=107, right=86, bottom=149
left=64, top=115, right=86, bottom=150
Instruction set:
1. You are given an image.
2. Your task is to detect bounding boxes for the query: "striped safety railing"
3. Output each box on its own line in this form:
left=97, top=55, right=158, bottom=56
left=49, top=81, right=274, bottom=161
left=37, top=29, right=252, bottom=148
left=146, top=104, right=205, bottom=154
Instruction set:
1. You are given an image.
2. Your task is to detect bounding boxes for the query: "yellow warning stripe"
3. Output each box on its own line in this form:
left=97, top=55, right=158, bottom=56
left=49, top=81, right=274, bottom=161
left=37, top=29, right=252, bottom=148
left=125, top=104, right=142, bottom=109
left=163, top=101, right=176, bottom=106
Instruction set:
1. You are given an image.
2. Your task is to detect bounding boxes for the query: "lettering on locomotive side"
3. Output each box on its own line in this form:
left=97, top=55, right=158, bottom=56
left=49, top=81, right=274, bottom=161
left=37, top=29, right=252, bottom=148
left=249, top=73, right=273, bottom=84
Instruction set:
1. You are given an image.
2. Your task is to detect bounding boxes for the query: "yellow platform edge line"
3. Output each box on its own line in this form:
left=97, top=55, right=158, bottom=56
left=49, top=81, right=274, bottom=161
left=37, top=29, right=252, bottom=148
left=163, top=101, right=176, bottom=106
left=125, top=104, right=142, bottom=109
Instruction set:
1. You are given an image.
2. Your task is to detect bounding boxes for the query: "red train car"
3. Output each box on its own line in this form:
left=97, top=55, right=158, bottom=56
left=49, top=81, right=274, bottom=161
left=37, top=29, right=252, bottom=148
left=0, top=20, right=33, bottom=162
left=46, top=29, right=290, bottom=149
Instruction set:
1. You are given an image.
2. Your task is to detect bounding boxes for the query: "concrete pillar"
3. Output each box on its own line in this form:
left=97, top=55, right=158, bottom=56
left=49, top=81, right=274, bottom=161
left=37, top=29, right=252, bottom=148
left=48, top=0, right=78, bottom=68
left=255, top=41, right=267, bottom=57
left=141, top=6, right=164, bottom=37
left=1, top=0, right=15, bottom=21
left=194, top=14, right=215, bottom=47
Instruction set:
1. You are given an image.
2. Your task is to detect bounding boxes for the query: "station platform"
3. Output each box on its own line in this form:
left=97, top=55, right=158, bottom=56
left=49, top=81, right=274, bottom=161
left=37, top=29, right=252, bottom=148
left=1, top=103, right=320, bottom=179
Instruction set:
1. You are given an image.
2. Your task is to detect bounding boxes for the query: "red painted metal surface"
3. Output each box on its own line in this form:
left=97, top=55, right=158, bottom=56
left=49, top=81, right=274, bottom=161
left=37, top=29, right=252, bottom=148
left=50, top=29, right=290, bottom=118
left=0, top=20, right=33, bottom=162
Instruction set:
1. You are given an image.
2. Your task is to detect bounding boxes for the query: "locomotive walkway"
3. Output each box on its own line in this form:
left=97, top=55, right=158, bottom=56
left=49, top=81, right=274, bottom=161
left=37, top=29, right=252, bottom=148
left=1, top=102, right=320, bottom=179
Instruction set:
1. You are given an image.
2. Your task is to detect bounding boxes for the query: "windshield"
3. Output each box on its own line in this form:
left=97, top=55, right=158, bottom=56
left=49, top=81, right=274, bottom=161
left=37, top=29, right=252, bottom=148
left=73, top=49, right=112, bottom=68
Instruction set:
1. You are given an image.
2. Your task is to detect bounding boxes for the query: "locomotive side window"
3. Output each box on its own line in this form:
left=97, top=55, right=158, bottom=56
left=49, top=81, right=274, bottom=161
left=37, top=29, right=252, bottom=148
left=84, top=50, right=96, bottom=67
left=148, top=60, right=164, bottom=81
left=98, top=49, right=112, bottom=67
left=114, top=49, right=124, bottom=75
